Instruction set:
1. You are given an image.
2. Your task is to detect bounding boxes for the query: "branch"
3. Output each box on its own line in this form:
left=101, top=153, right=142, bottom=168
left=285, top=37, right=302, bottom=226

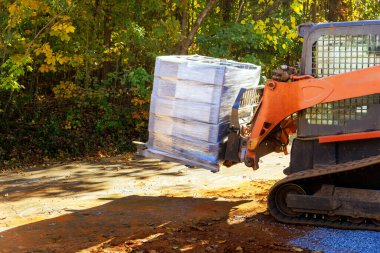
left=25, top=14, right=61, bottom=57
left=25, top=2, right=74, bottom=58
left=179, top=0, right=217, bottom=54
left=235, top=0, right=246, bottom=23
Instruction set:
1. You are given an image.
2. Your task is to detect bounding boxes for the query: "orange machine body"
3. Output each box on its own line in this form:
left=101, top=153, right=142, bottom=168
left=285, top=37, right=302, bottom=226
left=245, top=65, right=380, bottom=168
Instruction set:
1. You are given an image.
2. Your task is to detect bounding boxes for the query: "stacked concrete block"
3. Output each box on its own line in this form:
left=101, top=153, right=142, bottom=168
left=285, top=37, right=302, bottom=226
left=147, top=55, right=261, bottom=171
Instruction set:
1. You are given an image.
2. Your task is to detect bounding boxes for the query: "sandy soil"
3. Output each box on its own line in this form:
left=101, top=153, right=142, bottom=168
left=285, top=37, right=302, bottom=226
left=0, top=153, right=314, bottom=253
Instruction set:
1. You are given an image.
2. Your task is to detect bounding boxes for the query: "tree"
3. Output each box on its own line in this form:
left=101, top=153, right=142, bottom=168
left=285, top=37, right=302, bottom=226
left=177, top=0, right=217, bottom=54
left=1, top=0, right=380, bottom=166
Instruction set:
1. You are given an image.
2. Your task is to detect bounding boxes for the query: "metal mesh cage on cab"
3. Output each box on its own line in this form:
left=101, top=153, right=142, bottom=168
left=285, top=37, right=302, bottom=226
left=297, top=21, right=380, bottom=137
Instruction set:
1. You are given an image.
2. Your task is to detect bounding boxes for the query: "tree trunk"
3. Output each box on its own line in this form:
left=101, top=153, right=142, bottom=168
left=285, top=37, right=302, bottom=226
left=102, top=1, right=112, bottom=80
left=93, top=0, right=100, bottom=16
left=177, top=0, right=217, bottom=55
left=311, top=0, right=317, bottom=22
left=221, top=0, right=232, bottom=23
left=327, top=0, right=341, bottom=21
left=176, top=0, right=189, bottom=53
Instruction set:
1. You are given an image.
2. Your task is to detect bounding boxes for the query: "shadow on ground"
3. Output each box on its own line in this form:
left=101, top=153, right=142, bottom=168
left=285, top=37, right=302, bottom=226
left=0, top=158, right=188, bottom=201
left=0, top=195, right=301, bottom=253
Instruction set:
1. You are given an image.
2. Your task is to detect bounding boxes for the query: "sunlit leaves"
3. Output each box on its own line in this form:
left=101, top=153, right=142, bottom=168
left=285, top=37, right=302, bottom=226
left=254, top=20, right=266, bottom=34
left=7, top=0, right=49, bottom=27
left=258, top=0, right=274, bottom=5
left=291, top=0, right=303, bottom=15
left=49, top=17, right=76, bottom=41
left=34, top=43, right=82, bottom=72
left=0, top=56, right=32, bottom=91
left=290, top=16, right=296, bottom=29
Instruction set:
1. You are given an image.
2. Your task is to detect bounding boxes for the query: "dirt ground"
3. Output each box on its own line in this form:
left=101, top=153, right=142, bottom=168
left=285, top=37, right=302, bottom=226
left=0, top=153, right=316, bottom=253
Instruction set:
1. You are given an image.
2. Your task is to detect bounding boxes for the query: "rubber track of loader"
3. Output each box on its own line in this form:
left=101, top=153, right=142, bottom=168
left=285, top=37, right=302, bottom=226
left=268, top=154, right=380, bottom=231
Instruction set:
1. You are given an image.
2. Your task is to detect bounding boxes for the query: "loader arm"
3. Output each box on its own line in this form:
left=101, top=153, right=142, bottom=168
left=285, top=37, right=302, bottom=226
left=244, top=65, right=380, bottom=168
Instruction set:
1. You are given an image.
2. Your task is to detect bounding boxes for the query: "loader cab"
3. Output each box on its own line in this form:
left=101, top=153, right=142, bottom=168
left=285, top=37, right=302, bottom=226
left=289, top=21, right=380, bottom=174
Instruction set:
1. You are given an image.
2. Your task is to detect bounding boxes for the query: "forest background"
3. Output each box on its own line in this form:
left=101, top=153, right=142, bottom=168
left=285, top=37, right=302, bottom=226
left=0, top=0, right=379, bottom=167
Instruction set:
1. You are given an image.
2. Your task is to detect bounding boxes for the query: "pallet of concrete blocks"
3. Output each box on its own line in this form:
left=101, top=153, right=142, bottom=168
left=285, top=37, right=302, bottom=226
left=145, top=55, right=261, bottom=172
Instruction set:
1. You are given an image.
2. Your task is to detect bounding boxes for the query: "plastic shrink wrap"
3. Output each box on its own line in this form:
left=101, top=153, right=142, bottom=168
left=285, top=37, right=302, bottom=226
left=146, top=55, right=261, bottom=171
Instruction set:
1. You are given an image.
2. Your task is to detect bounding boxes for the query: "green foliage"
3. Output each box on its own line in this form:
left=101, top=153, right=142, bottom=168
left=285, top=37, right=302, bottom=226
left=0, top=56, right=32, bottom=91
left=198, top=0, right=303, bottom=76
left=129, top=67, right=152, bottom=99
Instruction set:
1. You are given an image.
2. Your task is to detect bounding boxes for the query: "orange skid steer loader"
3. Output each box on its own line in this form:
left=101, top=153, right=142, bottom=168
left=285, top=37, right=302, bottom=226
left=224, top=21, right=380, bottom=230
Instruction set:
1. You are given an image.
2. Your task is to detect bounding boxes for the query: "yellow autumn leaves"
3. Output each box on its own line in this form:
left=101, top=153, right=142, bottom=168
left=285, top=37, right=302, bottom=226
left=49, top=20, right=75, bottom=41
left=7, top=0, right=77, bottom=74
left=249, top=18, right=299, bottom=50
left=7, top=0, right=50, bottom=28
left=34, top=43, right=83, bottom=73
left=32, top=14, right=78, bottom=73
left=240, top=0, right=302, bottom=50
